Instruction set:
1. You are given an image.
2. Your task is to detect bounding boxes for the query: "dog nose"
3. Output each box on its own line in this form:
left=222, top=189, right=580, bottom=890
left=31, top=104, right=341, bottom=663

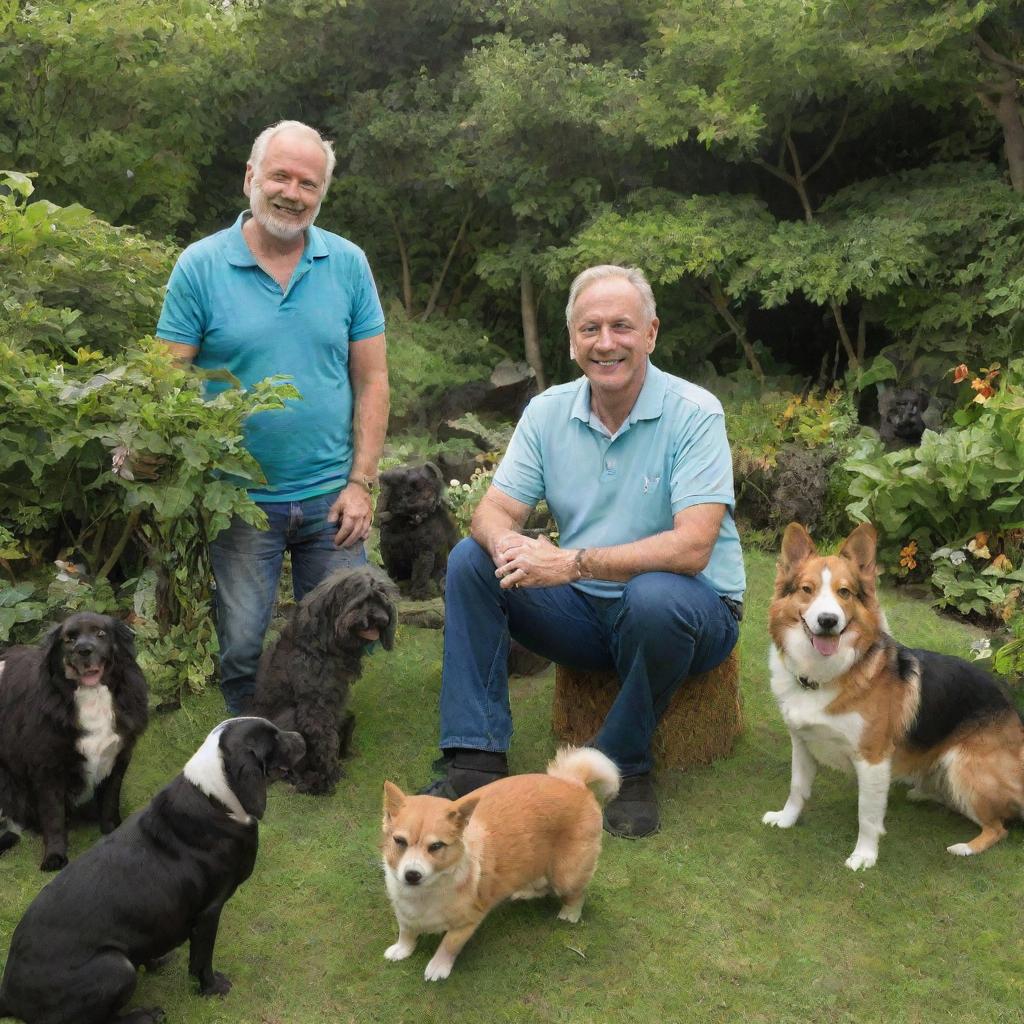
left=73, top=639, right=95, bottom=654
left=817, top=613, right=839, bottom=632
left=404, top=869, right=423, bottom=885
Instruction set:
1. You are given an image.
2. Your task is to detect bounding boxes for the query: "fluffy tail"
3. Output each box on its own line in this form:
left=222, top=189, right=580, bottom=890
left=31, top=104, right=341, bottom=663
left=546, top=746, right=621, bottom=803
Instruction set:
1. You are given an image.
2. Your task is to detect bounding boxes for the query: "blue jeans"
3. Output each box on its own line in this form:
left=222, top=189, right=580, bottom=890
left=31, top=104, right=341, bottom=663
left=209, top=493, right=366, bottom=714
left=439, top=538, right=740, bottom=776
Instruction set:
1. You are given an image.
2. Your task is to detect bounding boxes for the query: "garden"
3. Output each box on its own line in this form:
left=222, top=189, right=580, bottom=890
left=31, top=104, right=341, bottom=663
left=3, top=1, right=1024, bottom=1021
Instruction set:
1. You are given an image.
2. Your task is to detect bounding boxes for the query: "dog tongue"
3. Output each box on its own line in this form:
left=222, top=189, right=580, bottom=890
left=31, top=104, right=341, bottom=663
left=357, top=628, right=380, bottom=642
left=78, top=669, right=103, bottom=687
left=812, top=634, right=840, bottom=657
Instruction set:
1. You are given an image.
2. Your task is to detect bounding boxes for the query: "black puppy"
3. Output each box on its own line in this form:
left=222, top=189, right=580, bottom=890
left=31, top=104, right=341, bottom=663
left=0, top=717, right=305, bottom=1024
left=252, top=565, right=397, bottom=795
left=0, top=611, right=149, bottom=871
left=377, top=462, right=460, bottom=599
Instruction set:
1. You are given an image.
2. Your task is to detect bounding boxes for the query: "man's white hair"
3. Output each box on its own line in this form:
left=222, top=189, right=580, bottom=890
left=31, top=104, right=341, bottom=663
left=565, top=265, right=657, bottom=328
left=248, top=120, right=336, bottom=195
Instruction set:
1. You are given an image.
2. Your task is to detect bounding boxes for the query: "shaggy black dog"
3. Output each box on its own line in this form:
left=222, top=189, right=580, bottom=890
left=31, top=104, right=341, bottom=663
left=251, top=565, right=398, bottom=795
left=0, top=612, right=148, bottom=871
left=377, top=462, right=460, bottom=599
left=0, top=717, right=305, bottom=1024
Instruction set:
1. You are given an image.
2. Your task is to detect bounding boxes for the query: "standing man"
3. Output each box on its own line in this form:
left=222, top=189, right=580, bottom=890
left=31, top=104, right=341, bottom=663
left=157, top=120, right=389, bottom=715
left=421, top=265, right=744, bottom=838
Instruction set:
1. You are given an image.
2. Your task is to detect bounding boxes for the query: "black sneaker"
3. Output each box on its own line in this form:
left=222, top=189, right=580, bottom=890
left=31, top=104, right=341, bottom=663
left=603, top=773, right=660, bottom=839
left=418, top=749, right=508, bottom=798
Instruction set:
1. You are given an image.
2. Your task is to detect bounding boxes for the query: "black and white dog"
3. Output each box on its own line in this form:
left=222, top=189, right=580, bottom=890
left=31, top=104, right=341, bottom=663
left=0, top=717, right=305, bottom=1024
left=0, top=611, right=149, bottom=870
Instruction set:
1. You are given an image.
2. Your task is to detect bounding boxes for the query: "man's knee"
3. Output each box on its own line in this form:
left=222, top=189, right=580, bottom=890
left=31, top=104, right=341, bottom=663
left=447, top=537, right=494, bottom=583
left=619, top=572, right=709, bottom=635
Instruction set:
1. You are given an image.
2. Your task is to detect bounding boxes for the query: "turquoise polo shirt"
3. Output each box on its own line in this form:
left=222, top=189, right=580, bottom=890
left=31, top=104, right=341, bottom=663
left=156, top=212, right=386, bottom=502
left=492, top=362, right=746, bottom=601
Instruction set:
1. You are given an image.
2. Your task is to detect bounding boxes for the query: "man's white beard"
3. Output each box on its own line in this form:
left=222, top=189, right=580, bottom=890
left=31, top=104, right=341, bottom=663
left=249, top=181, right=321, bottom=241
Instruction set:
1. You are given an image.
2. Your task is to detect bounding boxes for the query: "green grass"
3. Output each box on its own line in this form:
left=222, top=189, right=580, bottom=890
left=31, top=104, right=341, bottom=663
left=3, top=549, right=1023, bottom=1023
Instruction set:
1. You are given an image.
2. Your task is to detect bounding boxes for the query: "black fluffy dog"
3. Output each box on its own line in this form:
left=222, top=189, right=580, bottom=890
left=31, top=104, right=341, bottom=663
left=0, top=717, right=305, bottom=1024
left=377, top=462, right=460, bottom=599
left=0, top=611, right=148, bottom=871
left=251, top=565, right=397, bottom=795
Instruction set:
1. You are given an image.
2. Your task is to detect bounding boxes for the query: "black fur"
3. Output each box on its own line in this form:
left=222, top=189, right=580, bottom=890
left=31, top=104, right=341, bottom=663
left=878, top=385, right=929, bottom=450
left=0, top=717, right=305, bottom=1024
left=251, top=565, right=398, bottom=795
left=377, top=463, right=460, bottom=600
left=0, top=612, right=148, bottom=871
left=901, top=647, right=1019, bottom=750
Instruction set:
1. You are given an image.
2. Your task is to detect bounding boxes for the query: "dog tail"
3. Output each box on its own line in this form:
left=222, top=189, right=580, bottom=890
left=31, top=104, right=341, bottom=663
left=546, top=746, right=620, bottom=802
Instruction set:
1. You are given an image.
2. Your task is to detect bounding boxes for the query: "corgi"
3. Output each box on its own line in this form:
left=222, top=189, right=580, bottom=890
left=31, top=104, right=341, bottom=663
left=764, top=521, right=1024, bottom=870
left=381, top=746, right=620, bottom=981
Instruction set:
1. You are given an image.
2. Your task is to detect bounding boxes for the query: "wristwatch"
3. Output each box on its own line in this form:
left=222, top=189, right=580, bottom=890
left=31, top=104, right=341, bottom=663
left=350, top=473, right=378, bottom=494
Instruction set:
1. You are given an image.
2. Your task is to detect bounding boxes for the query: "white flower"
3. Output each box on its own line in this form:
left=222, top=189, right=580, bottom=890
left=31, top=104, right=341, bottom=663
left=949, top=550, right=967, bottom=566
left=450, top=479, right=459, bottom=487
left=969, top=638, right=991, bottom=660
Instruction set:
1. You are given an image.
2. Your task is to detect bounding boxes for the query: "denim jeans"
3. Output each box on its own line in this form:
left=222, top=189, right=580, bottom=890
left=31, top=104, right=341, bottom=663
left=209, top=492, right=366, bottom=714
left=439, top=538, right=740, bottom=777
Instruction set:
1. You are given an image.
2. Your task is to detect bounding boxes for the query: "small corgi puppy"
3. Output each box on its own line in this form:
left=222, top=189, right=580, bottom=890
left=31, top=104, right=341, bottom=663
left=381, top=747, right=620, bottom=981
left=764, top=521, right=1024, bottom=870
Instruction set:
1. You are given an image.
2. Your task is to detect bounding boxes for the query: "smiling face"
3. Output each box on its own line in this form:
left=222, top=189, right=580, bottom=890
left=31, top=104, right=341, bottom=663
left=57, top=612, right=116, bottom=689
left=569, top=276, right=658, bottom=420
left=244, top=130, right=327, bottom=241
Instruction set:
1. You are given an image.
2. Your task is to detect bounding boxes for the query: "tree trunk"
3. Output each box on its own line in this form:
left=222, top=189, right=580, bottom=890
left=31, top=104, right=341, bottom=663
left=389, top=212, right=413, bottom=315
left=975, top=36, right=1024, bottom=193
left=520, top=267, right=546, bottom=392
left=423, top=206, right=471, bottom=320
left=705, top=278, right=765, bottom=382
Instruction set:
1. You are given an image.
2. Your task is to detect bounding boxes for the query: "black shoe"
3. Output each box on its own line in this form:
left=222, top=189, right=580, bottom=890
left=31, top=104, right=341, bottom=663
left=603, top=773, right=660, bottom=839
left=430, top=749, right=455, bottom=773
left=418, top=749, right=508, bottom=798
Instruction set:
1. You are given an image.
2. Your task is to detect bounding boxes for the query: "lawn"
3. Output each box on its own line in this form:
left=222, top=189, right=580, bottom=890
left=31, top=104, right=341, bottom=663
left=2, top=549, right=1022, bottom=1024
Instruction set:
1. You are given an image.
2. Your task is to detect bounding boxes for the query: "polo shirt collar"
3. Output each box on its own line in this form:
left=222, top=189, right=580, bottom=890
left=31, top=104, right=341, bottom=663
left=569, top=359, right=667, bottom=427
left=223, top=211, right=329, bottom=267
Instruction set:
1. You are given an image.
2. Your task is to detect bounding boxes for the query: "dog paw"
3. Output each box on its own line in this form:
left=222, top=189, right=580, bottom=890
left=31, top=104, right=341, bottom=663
left=557, top=904, right=583, bottom=924
left=198, top=971, right=232, bottom=997
left=424, top=954, right=454, bottom=981
left=40, top=851, right=68, bottom=872
left=844, top=849, right=877, bottom=871
left=947, top=842, right=975, bottom=857
left=385, top=942, right=415, bottom=961
left=0, top=831, right=20, bottom=855
left=762, top=809, right=798, bottom=829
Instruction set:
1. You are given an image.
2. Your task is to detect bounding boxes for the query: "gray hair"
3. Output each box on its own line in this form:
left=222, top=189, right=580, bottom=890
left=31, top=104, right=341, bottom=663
left=248, top=120, right=337, bottom=194
left=565, top=265, right=657, bottom=328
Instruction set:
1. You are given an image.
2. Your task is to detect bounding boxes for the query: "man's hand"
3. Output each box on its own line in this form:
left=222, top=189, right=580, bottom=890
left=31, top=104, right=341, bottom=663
left=494, top=534, right=575, bottom=590
left=328, top=483, right=373, bottom=548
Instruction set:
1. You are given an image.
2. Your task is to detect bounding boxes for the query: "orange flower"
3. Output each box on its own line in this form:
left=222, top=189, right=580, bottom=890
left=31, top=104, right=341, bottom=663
left=991, top=553, right=1013, bottom=573
left=899, top=540, right=918, bottom=570
left=952, top=363, right=970, bottom=384
left=971, top=378, right=995, bottom=402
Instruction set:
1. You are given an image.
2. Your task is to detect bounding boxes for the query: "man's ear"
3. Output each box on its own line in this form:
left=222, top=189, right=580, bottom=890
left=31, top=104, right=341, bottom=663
left=243, top=163, right=254, bottom=198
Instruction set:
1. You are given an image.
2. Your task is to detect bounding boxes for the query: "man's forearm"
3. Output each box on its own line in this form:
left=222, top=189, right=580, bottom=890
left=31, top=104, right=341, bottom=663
left=350, top=375, right=389, bottom=482
left=576, top=530, right=713, bottom=583
left=470, top=493, right=529, bottom=561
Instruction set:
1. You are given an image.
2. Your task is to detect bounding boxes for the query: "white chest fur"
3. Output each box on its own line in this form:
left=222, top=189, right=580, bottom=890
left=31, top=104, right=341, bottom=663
left=769, top=645, right=865, bottom=774
left=74, top=685, right=123, bottom=803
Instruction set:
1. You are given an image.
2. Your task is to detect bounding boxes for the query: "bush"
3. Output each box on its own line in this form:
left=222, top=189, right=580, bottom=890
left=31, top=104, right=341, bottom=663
left=845, top=357, right=1024, bottom=621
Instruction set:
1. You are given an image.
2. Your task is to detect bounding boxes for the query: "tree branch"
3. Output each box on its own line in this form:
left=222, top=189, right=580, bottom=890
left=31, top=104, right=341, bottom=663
left=975, top=34, right=1024, bottom=76
left=806, top=105, right=849, bottom=180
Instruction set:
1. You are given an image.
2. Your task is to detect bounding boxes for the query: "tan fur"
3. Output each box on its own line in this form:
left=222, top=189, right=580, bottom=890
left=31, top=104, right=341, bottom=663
left=381, top=753, right=613, bottom=980
left=766, top=521, right=1024, bottom=867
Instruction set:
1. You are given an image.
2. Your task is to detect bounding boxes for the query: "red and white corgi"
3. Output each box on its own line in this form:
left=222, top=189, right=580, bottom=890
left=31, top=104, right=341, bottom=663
left=381, top=747, right=619, bottom=981
left=764, top=521, right=1024, bottom=870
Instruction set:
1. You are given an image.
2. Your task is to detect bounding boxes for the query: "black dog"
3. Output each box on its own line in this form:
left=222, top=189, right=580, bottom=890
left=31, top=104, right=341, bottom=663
left=0, top=717, right=305, bottom=1024
left=251, top=565, right=397, bottom=795
left=0, top=611, right=149, bottom=871
left=377, top=462, right=460, bottom=600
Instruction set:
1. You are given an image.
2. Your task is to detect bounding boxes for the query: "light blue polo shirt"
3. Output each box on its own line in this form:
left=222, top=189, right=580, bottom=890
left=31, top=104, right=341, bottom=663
left=156, top=212, right=386, bottom=502
left=493, top=362, right=746, bottom=600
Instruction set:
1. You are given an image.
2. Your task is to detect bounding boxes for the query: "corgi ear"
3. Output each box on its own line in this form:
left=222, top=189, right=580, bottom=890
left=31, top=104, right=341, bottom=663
left=383, top=780, right=406, bottom=824
left=447, top=794, right=481, bottom=830
left=778, top=522, right=816, bottom=579
left=839, top=522, right=877, bottom=578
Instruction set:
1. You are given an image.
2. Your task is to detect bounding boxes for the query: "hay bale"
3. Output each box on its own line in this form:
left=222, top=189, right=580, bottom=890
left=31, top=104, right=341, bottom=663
left=551, top=649, right=742, bottom=770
